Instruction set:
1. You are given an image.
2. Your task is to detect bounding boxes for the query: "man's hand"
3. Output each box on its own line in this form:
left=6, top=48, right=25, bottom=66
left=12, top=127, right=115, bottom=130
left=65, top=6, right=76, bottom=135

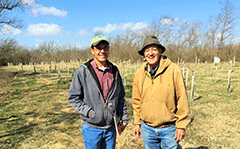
left=175, top=128, right=185, bottom=142
left=119, top=123, right=128, bottom=133
left=132, top=124, right=141, bottom=139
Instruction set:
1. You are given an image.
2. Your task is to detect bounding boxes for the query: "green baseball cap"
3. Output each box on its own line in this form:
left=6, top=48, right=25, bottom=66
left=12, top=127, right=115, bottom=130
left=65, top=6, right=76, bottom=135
left=90, top=35, right=109, bottom=47
left=138, top=35, right=166, bottom=56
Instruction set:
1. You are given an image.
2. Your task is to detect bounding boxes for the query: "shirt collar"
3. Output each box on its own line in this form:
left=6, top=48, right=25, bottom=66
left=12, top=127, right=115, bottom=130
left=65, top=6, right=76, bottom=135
left=91, top=59, right=112, bottom=71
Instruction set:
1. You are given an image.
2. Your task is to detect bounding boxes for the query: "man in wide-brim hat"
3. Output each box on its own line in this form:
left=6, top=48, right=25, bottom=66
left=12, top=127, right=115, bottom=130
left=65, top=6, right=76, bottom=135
left=132, top=35, right=191, bottom=149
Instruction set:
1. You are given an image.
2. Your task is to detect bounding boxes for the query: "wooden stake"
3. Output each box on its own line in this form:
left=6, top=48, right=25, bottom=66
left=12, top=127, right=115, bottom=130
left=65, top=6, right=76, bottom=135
left=185, top=69, right=188, bottom=87
left=227, top=70, right=231, bottom=92
left=191, top=72, right=195, bottom=102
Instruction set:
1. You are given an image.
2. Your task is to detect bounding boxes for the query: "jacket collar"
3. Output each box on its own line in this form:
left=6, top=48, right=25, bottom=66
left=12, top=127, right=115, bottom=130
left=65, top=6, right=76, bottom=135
left=144, top=55, right=171, bottom=78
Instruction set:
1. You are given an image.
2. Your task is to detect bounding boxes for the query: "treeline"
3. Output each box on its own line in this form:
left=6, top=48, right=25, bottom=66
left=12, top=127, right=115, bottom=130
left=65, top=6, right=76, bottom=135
left=1, top=35, right=239, bottom=66
left=1, top=32, right=239, bottom=66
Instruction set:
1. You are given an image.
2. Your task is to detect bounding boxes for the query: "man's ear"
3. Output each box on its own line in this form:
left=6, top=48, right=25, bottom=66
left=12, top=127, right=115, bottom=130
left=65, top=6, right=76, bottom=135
left=90, top=48, right=94, bottom=55
left=158, top=48, right=163, bottom=54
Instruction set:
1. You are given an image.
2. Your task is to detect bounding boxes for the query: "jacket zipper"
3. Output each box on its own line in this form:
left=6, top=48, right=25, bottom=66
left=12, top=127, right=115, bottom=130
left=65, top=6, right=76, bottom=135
left=105, top=71, right=118, bottom=119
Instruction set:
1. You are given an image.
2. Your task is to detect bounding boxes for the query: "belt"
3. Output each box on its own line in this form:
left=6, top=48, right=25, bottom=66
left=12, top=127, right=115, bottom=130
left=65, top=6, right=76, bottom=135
left=143, top=121, right=175, bottom=128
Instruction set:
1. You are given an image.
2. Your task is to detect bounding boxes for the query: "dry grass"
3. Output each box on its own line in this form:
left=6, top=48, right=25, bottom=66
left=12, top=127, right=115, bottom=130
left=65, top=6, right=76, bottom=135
left=0, top=61, right=239, bottom=149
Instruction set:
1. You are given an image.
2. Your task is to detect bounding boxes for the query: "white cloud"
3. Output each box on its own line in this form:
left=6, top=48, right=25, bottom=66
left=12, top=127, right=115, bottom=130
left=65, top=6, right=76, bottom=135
left=21, top=0, right=36, bottom=5
left=160, top=18, right=179, bottom=25
left=1, top=25, right=22, bottom=35
left=27, top=23, right=62, bottom=35
left=121, top=22, right=148, bottom=31
left=78, top=29, right=91, bottom=36
left=31, top=4, right=67, bottom=17
left=94, top=22, right=148, bottom=33
left=94, top=23, right=118, bottom=33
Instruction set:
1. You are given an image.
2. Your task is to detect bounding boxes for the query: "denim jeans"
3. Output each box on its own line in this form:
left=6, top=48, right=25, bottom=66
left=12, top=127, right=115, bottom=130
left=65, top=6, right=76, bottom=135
left=141, top=122, right=179, bottom=149
left=81, top=122, right=116, bottom=149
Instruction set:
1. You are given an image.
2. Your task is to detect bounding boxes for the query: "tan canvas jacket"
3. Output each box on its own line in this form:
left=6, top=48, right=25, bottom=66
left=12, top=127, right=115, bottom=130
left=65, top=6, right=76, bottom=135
left=132, top=56, right=191, bottom=129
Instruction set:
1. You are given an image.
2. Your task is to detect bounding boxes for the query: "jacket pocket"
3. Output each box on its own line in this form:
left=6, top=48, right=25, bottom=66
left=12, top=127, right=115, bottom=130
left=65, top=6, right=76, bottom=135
left=80, top=104, right=104, bottom=125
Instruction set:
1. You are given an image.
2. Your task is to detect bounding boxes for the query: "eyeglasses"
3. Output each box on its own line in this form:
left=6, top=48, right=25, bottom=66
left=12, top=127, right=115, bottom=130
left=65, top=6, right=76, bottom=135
left=144, top=47, right=159, bottom=53
left=95, top=45, right=110, bottom=51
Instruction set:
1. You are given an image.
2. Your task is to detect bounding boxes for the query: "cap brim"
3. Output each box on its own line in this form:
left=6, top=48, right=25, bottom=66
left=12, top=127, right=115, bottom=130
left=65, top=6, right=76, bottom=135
left=92, top=39, right=109, bottom=47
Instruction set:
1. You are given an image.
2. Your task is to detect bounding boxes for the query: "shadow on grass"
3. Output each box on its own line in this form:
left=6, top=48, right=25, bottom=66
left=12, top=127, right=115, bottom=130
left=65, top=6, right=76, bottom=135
left=194, top=96, right=202, bottom=101
left=0, top=107, right=80, bottom=148
left=0, top=112, right=39, bottom=148
left=185, top=146, right=209, bottom=149
left=0, top=123, right=38, bottom=139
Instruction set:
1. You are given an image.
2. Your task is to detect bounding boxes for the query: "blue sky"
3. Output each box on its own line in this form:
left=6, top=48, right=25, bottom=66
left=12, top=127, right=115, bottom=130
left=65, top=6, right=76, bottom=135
left=1, top=0, right=240, bottom=49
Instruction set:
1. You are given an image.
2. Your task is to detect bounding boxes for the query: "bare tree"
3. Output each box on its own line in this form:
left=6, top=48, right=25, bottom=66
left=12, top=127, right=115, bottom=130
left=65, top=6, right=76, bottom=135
left=205, top=16, right=221, bottom=49
left=0, top=0, right=33, bottom=28
left=148, top=16, right=179, bottom=46
left=0, top=38, right=17, bottom=65
left=217, top=0, right=235, bottom=53
left=183, top=21, right=202, bottom=49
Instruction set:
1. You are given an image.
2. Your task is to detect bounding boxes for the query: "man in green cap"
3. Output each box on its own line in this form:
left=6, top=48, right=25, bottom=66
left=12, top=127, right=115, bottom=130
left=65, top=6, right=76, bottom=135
left=68, top=35, right=128, bottom=149
left=132, top=35, right=191, bottom=149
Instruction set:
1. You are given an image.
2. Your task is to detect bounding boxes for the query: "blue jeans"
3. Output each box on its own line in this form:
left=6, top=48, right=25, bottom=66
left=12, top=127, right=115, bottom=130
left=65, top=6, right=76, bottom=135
left=141, top=122, right=179, bottom=149
left=81, top=122, right=116, bottom=149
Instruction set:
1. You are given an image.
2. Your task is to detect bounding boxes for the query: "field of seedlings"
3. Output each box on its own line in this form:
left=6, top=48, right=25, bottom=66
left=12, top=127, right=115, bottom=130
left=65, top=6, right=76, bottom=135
left=0, top=60, right=239, bottom=149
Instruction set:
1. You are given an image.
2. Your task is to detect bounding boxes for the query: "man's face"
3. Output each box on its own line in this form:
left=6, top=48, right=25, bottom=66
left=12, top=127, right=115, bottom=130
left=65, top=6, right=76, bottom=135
left=91, top=42, right=109, bottom=64
left=144, top=45, right=162, bottom=68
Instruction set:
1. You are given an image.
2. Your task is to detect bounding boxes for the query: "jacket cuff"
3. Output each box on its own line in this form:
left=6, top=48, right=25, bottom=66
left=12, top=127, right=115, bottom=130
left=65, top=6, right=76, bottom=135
left=134, top=120, right=142, bottom=125
left=88, top=109, right=95, bottom=118
left=122, top=120, right=128, bottom=124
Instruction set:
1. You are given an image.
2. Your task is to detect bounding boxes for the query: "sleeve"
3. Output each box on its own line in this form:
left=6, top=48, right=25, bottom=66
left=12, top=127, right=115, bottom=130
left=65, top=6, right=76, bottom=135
left=132, top=73, right=142, bottom=125
left=174, top=65, right=191, bottom=129
left=116, top=73, right=129, bottom=124
left=68, top=67, right=94, bottom=118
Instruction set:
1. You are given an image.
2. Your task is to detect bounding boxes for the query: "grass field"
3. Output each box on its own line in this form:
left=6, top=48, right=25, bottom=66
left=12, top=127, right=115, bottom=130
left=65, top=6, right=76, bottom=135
left=0, top=61, right=239, bottom=149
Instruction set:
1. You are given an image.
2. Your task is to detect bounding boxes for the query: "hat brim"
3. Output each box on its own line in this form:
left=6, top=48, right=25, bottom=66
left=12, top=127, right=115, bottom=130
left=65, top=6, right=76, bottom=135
left=138, top=44, right=166, bottom=56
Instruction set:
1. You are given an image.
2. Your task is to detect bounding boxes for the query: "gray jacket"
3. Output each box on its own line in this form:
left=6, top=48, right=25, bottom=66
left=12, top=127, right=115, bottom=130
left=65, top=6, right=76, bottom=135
left=68, top=59, right=128, bottom=129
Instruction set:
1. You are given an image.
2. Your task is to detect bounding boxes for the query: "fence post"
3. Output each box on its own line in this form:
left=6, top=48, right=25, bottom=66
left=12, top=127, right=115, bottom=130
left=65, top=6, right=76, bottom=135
left=49, top=63, right=51, bottom=73
left=21, top=63, right=23, bottom=71
left=205, top=61, right=207, bottom=74
left=227, top=70, right=231, bottom=92
left=55, top=64, right=57, bottom=73
left=33, top=63, right=36, bottom=73
left=58, top=68, right=61, bottom=79
left=195, top=57, right=197, bottom=66
left=43, top=67, right=45, bottom=76
left=209, top=64, right=212, bottom=76
left=65, top=67, right=68, bottom=81
left=233, top=57, right=235, bottom=67
left=229, top=60, right=232, bottom=71
left=191, top=72, right=195, bottom=102
left=72, top=69, right=75, bottom=78
left=185, top=69, right=188, bottom=87
left=122, top=62, right=126, bottom=87
left=182, top=62, right=185, bottom=80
